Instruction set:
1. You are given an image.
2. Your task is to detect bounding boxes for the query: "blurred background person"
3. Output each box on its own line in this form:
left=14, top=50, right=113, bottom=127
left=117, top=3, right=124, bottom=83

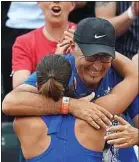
left=95, top=1, right=139, bottom=59
left=1, top=2, right=45, bottom=122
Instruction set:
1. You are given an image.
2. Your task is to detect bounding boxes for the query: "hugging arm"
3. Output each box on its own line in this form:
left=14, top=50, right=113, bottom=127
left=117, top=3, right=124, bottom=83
left=2, top=53, right=138, bottom=129
left=94, top=52, right=138, bottom=114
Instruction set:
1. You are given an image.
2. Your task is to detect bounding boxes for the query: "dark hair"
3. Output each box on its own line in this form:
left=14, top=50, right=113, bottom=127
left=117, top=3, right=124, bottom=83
left=36, top=55, right=72, bottom=101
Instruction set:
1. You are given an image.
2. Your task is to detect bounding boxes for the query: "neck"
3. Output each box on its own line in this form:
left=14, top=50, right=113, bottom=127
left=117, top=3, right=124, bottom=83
left=43, top=21, right=69, bottom=42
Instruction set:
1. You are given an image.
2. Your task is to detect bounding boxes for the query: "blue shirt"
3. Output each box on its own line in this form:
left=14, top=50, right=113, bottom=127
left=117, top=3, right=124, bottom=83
left=24, top=54, right=138, bottom=162
left=26, top=115, right=102, bottom=162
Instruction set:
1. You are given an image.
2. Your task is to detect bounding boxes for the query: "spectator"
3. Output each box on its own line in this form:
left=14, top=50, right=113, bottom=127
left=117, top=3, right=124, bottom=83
left=2, top=2, right=45, bottom=97
left=1, top=2, right=45, bottom=122
left=12, top=2, right=76, bottom=89
left=3, top=18, right=139, bottom=162
left=69, top=2, right=95, bottom=23
left=95, top=1, right=139, bottom=59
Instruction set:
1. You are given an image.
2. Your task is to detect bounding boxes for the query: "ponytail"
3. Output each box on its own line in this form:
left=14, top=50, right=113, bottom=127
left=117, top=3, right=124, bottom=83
left=39, top=78, right=65, bottom=101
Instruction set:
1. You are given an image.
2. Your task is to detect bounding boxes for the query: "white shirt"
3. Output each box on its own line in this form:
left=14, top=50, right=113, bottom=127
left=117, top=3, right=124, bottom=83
left=6, top=2, right=45, bottom=29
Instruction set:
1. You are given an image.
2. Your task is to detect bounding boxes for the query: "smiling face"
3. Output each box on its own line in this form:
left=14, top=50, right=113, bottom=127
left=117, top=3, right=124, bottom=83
left=38, top=2, right=75, bottom=24
left=72, top=45, right=111, bottom=89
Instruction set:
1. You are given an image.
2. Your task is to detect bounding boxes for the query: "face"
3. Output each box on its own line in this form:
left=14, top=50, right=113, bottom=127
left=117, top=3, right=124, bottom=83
left=38, top=2, right=75, bottom=24
left=73, top=46, right=112, bottom=89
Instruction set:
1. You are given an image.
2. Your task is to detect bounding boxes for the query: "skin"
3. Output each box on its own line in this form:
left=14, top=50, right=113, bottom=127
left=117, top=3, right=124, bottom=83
left=3, top=43, right=138, bottom=128
left=13, top=94, right=106, bottom=159
left=95, top=2, right=139, bottom=37
left=104, top=115, right=139, bottom=148
left=13, top=51, right=139, bottom=159
left=103, top=54, right=139, bottom=148
left=3, top=16, right=138, bottom=130
left=73, top=46, right=111, bottom=89
left=12, top=2, right=75, bottom=88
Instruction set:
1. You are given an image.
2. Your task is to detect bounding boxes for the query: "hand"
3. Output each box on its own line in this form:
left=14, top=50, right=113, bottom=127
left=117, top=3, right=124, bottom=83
left=104, top=115, right=139, bottom=148
left=63, top=26, right=76, bottom=42
left=63, top=26, right=76, bottom=53
left=69, top=93, right=113, bottom=129
left=131, top=2, right=139, bottom=16
left=55, top=39, right=71, bottom=54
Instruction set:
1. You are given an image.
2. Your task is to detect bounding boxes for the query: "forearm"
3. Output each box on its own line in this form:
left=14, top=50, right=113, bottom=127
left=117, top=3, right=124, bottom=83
left=95, top=2, right=133, bottom=36
left=112, top=52, right=138, bottom=78
left=2, top=84, right=62, bottom=116
left=95, top=53, right=138, bottom=114
left=94, top=71, right=138, bottom=115
left=105, top=12, right=133, bottom=37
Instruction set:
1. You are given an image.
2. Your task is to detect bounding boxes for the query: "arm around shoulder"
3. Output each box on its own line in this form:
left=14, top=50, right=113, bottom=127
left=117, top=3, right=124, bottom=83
left=2, top=84, right=62, bottom=116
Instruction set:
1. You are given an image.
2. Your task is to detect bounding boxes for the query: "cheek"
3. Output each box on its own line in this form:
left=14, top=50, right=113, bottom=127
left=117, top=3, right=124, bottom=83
left=102, top=63, right=111, bottom=74
left=76, top=58, right=89, bottom=70
left=39, top=2, right=49, bottom=12
left=62, top=2, right=73, bottom=12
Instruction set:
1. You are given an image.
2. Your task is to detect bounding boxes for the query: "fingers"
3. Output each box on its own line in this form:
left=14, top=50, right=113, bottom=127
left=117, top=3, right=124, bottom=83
left=107, top=138, right=126, bottom=145
left=58, top=39, right=70, bottom=47
left=96, top=105, right=113, bottom=120
left=114, top=115, right=128, bottom=125
left=104, top=131, right=124, bottom=141
left=64, top=26, right=76, bottom=40
left=80, top=92, right=95, bottom=102
left=106, top=125, right=125, bottom=132
left=114, top=143, right=129, bottom=148
left=95, top=111, right=112, bottom=126
left=87, top=117, right=100, bottom=129
left=90, top=113, right=107, bottom=129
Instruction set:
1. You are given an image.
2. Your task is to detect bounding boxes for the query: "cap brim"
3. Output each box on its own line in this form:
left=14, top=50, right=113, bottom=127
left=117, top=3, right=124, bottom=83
left=77, top=43, right=115, bottom=58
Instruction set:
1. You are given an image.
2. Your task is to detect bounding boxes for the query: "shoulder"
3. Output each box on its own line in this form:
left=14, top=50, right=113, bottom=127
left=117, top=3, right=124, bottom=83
left=13, top=117, right=47, bottom=146
left=75, top=119, right=105, bottom=151
left=13, top=117, right=46, bottom=134
left=13, top=117, right=49, bottom=159
left=14, top=27, right=43, bottom=46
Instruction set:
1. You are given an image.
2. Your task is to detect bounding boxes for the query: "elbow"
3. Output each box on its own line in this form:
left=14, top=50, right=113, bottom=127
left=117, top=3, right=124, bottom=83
left=2, top=93, right=15, bottom=116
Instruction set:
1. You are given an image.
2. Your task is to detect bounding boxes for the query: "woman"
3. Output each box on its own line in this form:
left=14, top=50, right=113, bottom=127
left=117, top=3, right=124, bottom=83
left=14, top=55, right=104, bottom=162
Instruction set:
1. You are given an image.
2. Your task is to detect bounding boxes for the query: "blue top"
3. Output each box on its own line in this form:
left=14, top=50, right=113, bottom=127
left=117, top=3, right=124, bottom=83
left=24, top=54, right=138, bottom=162
left=26, top=115, right=102, bottom=162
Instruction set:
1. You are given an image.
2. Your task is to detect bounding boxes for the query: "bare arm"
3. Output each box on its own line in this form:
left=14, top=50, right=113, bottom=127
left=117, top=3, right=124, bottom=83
left=94, top=52, right=138, bottom=114
left=95, top=2, right=136, bottom=36
left=2, top=53, right=138, bottom=128
left=12, top=70, right=31, bottom=89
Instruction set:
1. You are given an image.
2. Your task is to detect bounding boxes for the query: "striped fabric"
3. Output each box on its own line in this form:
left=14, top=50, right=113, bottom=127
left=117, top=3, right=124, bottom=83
left=116, top=2, right=139, bottom=59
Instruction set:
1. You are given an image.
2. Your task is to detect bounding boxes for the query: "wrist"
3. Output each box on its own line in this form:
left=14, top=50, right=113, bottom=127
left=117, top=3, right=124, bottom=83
left=68, top=98, right=78, bottom=114
left=60, top=97, right=70, bottom=114
left=127, top=6, right=137, bottom=20
left=132, top=127, right=139, bottom=145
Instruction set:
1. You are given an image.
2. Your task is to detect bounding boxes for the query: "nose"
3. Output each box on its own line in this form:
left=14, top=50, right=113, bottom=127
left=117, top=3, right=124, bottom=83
left=92, top=60, right=103, bottom=71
